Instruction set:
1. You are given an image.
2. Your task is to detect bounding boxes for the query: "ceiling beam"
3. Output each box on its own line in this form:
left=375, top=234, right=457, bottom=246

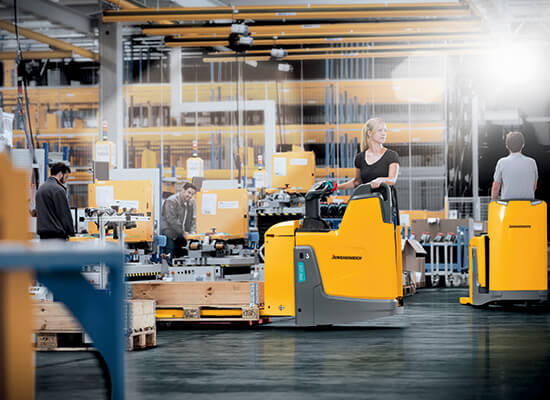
left=103, top=7, right=471, bottom=23
left=143, top=20, right=482, bottom=37
left=209, top=42, right=491, bottom=56
left=102, top=2, right=471, bottom=21
left=203, top=48, right=488, bottom=62
left=0, top=50, right=73, bottom=60
left=105, top=0, right=175, bottom=25
left=0, top=20, right=99, bottom=61
left=165, top=33, right=487, bottom=47
left=0, top=0, right=94, bottom=35
left=106, top=2, right=467, bottom=13
left=106, top=0, right=142, bottom=9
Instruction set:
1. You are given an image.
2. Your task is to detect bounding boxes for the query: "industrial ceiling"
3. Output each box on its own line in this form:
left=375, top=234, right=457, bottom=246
left=0, top=0, right=549, bottom=62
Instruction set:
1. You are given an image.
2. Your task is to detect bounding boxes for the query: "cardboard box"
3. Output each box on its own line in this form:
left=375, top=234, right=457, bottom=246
left=402, top=238, right=427, bottom=288
left=410, top=259, right=426, bottom=288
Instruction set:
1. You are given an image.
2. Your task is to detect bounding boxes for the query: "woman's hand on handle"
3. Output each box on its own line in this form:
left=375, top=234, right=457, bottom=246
left=368, top=178, right=384, bottom=189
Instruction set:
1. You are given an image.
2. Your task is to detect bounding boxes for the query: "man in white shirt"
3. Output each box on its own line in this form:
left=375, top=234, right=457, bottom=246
left=491, top=131, right=538, bottom=201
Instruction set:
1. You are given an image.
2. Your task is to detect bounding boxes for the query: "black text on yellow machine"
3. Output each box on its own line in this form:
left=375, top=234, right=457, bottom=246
left=461, top=199, right=548, bottom=306
left=261, top=181, right=404, bottom=326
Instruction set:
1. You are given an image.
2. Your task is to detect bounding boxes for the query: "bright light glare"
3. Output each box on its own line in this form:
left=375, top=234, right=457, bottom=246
left=483, top=44, right=540, bottom=85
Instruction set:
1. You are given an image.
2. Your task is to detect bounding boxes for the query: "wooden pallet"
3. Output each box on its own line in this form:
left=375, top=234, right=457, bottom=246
left=403, top=284, right=417, bottom=297
left=127, top=326, right=156, bottom=351
left=156, top=304, right=263, bottom=323
left=34, top=332, right=94, bottom=351
left=130, top=281, right=264, bottom=307
left=33, top=299, right=156, bottom=351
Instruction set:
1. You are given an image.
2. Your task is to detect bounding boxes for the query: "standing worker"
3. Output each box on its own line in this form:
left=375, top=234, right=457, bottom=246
left=338, top=117, right=400, bottom=220
left=35, top=162, right=75, bottom=240
left=161, top=182, right=198, bottom=260
left=491, top=131, right=538, bottom=201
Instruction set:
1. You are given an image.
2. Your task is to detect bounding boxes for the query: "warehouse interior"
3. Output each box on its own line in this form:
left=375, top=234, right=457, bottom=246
left=0, top=0, right=549, bottom=399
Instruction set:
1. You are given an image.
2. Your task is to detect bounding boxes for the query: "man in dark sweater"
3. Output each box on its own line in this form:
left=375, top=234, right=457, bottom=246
left=161, top=182, right=197, bottom=260
left=35, top=162, right=75, bottom=240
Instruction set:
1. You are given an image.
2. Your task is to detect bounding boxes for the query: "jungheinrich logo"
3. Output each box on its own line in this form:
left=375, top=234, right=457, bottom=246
left=332, top=254, right=362, bottom=260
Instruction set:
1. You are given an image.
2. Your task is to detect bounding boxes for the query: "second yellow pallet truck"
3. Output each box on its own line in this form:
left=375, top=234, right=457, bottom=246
left=262, top=182, right=403, bottom=326
left=460, top=200, right=548, bottom=306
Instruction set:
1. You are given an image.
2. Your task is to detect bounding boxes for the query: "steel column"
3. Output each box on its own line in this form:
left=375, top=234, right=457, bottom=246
left=99, top=21, right=123, bottom=167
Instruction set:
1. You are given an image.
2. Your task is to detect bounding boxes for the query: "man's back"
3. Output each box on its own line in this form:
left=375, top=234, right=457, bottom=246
left=36, top=177, right=74, bottom=238
left=494, top=153, right=538, bottom=200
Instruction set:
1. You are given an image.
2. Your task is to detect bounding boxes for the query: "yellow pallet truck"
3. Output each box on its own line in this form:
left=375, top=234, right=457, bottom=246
left=261, top=182, right=403, bottom=326
left=460, top=200, right=548, bottom=306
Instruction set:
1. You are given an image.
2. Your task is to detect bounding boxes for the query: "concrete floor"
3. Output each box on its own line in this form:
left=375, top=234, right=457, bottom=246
left=36, top=288, right=550, bottom=400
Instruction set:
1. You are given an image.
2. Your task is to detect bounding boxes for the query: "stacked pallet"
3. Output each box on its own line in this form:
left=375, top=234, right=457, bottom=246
left=32, top=299, right=156, bottom=351
left=126, top=299, right=156, bottom=351
left=130, top=281, right=265, bottom=324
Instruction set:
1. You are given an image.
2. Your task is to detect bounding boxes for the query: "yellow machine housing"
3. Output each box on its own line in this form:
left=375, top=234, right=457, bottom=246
left=196, top=189, right=248, bottom=238
left=271, top=151, right=315, bottom=191
left=460, top=200, right=548, bottom=306
left=0, top=154, right=34, bottom=399
left=141, top=148, right=158, bottom=169
left=88, top=180, right=154, bottom=242
left=262, top=183, right=403, bottom=326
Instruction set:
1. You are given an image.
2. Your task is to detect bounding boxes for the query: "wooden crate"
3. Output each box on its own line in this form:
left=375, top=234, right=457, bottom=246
left=126, top=299, right=156, bottom=351
left=32, top=300, right=156, bottom=351
left=130, top=281, right=264, bottom=307
left=32, top=301, right=82, bottom=333
left=127, top=299, right=156, bottom=331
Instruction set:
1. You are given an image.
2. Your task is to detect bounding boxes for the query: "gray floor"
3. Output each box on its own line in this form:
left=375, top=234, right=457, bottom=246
left=36, top=288, right=550, bottom=399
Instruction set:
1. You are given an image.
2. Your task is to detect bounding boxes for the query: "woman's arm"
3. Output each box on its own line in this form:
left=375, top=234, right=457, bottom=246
left=338, top=168, right=362, bottom=190
left=368, top=163, right=399, bottom=188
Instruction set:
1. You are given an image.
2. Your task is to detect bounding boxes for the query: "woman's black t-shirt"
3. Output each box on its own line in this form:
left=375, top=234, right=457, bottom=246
left=354, top=149, right=399, bottom=184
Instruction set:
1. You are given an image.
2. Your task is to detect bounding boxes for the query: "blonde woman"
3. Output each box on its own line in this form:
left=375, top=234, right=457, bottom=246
left=338, top=117, right=399, bottom=190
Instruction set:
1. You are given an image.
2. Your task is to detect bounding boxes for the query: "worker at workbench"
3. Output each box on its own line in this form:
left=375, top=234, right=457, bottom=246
left=161, top=182, right=198, bottom=261
left=35, top=162, right=75, bottom=240
left=491, top=131, right=538, bottom=201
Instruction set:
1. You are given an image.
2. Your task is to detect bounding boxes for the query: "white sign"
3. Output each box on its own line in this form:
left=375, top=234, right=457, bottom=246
left=448, top=210, right=458, bottom=220
left=254, top=171, right=266, bottom=189
left=218, top=201, right=239, bottom=209
left=0, top=111, right=14, bottom=149
left=273, top=157, right=286, bottom=176
left=400, top=213, right=410, bottom=227
left=187, top=157, right=204, bottom=179
left=201, top=193, right=217, bottom=215
left=113, top=200, right=139, bottom=210
left=95, top=142, right=110, bottom=162
left=290, top=158, right=308, bottom=166
left=95, top=185, right=114, bottom=208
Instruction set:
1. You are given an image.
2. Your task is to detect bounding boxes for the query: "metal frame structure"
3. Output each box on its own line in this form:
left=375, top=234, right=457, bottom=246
left=0, top=241, right=125, bottom=400
left=171, top=100, right=277, bottom=187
